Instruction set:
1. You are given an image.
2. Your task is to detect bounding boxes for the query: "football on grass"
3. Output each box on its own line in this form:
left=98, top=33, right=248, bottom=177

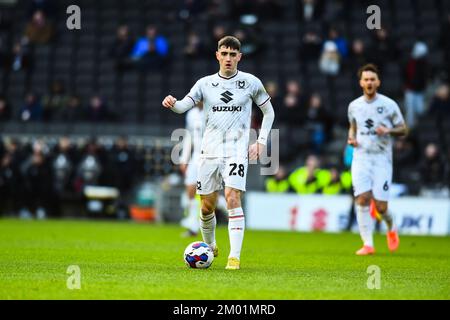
left=183, top=241, right=214, bottom=269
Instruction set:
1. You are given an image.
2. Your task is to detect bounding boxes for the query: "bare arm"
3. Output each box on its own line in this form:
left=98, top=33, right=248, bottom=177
left=375, top=123, right=408, bottom=137
left=389, top=123, right=408, bottom=137
left=347, top=120, right=358, bottom=146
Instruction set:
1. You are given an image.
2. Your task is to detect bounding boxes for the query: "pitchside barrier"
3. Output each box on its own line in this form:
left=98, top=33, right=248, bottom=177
left=245, top=193, right=450, bottom=236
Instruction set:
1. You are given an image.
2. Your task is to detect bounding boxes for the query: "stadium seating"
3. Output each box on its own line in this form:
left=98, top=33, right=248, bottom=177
left=0, top=0, right=449, bottom=195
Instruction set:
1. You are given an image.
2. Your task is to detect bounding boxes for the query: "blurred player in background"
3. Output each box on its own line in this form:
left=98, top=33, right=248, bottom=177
left=179, top=102, right=227, bottom=237
left=347, top=63, right=408, bottom=255
left=179, top=102, right=203, bottom=237
left=163, top=36, right=275, bottom=269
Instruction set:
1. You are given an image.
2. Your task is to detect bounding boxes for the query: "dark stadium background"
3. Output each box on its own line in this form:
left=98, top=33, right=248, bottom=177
left=0, top=0, right=449, bottom=221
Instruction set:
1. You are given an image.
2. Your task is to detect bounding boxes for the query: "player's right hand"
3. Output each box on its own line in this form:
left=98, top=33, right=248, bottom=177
left=162, top=95, right=177, bottom=108
left=347, top=137, right=358, bottom=147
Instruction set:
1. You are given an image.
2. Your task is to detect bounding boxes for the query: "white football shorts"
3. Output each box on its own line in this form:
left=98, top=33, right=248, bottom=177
left=351, top=154, right=392, bottom=201
left=196, top=156, right=248, bottom=195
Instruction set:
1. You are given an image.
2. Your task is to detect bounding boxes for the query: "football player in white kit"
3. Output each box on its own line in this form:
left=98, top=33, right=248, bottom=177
left=179, top=103, right=204, bottom=237
left=179, top=102, right=228, bottom=237
left=347, top=64, right=408, bottom=255
left=162, top=36, right=275, bottom=269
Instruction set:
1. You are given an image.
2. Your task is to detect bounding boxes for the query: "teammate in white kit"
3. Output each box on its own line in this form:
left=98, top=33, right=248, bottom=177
left=162, top=36, right=275, bottom=269
left=347, top=64, right=408, bottom=255
left=179, top=103, right=203, bottom=237
left=179, top=103, right=228, bottom=237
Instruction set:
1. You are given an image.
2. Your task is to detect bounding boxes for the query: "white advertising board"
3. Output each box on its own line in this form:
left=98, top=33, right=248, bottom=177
left=245, top=193, right=450, bottom=236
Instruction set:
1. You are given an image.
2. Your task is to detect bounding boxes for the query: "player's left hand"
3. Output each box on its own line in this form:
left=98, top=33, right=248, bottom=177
left=249, top=142, right=264, bottom=161
left=375, top=126, right=390, bottom=136
left=179, top=163, right=187, bottom=176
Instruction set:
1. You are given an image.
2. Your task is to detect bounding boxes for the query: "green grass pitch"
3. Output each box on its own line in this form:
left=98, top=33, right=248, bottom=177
left=0, top=219, right=449, bottom=299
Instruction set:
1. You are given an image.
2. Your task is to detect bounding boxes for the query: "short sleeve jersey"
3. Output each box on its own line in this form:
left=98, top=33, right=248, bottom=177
left=187, top=70, right=270, bottom=158
left=348, top=93, right=405, bottom=160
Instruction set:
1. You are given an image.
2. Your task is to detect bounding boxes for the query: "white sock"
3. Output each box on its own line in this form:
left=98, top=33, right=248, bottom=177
left=187, top=199, right=200, bottom=233
left=200, top=212, right=216, bottom=247
left=228, top=207, right=245, bottom=259
left=356, top=205, right=374, bottom=248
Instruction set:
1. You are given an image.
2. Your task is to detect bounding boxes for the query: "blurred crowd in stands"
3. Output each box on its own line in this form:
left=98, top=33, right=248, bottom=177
left=0, top=84, right=114, bottom=122
left=0, top=135, right=176, bottom=218
left=265, top=139, right=449, bottom=197
left=1, top=1, right=449, bottom=125
left=1, top=0, right=450, bottom=216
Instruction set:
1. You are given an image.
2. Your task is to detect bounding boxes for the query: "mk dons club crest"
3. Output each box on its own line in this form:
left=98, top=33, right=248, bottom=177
left=236, top=80, right=246, bottom=89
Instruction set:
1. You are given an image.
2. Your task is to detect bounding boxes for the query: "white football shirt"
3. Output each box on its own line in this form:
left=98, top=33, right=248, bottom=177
left=187, top=70, right=270, bottom=158
left=348, top=93, right=405, bottom=160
